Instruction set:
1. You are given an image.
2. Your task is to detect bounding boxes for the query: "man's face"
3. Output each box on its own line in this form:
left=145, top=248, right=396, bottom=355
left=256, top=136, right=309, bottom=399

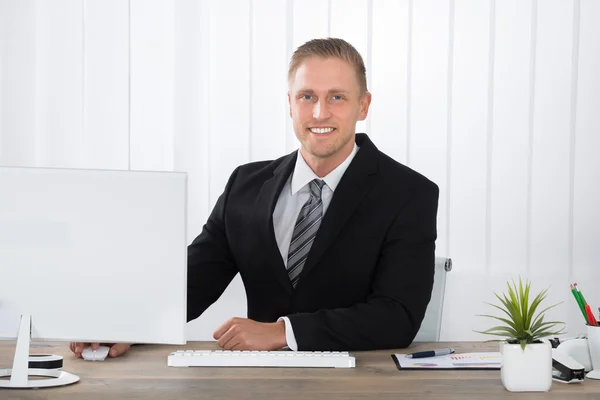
left=288, top=57, right=371, bottom=162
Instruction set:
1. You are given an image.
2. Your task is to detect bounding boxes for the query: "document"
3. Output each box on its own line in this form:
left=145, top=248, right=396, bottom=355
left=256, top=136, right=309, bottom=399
left=392, top=352, right=501, bottom=370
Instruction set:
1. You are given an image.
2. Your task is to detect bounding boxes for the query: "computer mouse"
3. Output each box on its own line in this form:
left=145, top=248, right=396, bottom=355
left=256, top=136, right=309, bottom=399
left=81, top=345, right=110, bottom=361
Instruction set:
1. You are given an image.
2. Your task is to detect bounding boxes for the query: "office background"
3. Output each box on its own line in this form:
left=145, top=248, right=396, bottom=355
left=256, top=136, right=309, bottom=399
left=0, top=0, right=598, bottom=341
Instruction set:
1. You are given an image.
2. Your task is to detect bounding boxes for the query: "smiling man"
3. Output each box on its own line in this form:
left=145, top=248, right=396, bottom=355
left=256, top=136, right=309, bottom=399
left=71, top=38, right=439, bottom=358
left=192, top=37, right=439, bottom=352
left=289, top=54, right=370, bottom=178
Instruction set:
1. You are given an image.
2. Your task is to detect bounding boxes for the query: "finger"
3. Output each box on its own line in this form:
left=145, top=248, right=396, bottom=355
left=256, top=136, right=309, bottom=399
left=230, top=342, right=243, bottom=351
left=222, top=333, right=242, bottom=350
left=213, top=317, right=236, bottom=340
left=91, top=343, right=100, bottom=351
left=216, top=324, right=240, bottom=348
left=73, top=342, right=88, bottom=358
left=109, top=343, right=131, bottom=358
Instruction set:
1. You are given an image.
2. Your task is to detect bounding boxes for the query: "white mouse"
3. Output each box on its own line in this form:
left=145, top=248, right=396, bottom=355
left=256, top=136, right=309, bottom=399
left=81, top=345, right=110, bottom=361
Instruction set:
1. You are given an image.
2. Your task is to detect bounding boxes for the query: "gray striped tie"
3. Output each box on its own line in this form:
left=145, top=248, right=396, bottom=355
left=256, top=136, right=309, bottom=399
left=287, top=179, right=326, bottom=288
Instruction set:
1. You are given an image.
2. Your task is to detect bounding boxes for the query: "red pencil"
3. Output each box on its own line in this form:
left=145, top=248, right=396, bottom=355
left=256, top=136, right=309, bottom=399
left=585, top=304, right=598, bottom=326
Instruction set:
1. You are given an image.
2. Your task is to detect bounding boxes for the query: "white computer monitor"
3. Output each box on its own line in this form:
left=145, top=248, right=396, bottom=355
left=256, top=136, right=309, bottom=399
left=0, top=166, right=188, bottom=388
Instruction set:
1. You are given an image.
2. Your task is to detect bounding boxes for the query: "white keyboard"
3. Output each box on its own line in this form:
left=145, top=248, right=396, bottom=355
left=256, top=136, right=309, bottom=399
left=168, top=350, right=355, bottom=368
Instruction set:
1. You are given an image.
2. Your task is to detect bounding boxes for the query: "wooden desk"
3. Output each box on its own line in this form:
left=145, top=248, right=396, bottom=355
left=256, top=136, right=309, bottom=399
left=1, top=341, right=599, bottom=399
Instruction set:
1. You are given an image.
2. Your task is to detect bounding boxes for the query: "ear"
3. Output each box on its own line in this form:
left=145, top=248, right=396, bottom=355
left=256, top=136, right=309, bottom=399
left=288, top=92, right=292, bottom=118
left=358, top=91, right=372, bottom=121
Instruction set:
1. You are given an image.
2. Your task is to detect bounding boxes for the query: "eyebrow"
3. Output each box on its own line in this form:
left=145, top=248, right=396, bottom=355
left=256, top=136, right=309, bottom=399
left=296, top=89, right=351, bottom=95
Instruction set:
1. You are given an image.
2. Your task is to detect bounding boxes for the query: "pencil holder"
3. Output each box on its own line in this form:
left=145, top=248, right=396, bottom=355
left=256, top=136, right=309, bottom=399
left=587, top=324, right=600, bottom=380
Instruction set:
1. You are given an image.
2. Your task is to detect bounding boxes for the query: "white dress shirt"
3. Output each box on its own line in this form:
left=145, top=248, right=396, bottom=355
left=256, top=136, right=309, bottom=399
left=273, top=143, right=359, bottom=350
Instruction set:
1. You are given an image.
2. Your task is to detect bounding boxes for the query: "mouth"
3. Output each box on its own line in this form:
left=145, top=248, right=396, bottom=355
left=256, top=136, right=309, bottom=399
left=308, top=127, right=336, bottom=135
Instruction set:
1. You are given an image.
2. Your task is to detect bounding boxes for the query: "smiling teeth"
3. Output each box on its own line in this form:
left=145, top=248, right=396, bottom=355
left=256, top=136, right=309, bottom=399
left=310, top=128, right=334, bottom=134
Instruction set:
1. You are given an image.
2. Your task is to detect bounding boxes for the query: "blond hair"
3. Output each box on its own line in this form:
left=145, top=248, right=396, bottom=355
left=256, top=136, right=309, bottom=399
left=288, top=38, right=368, bottom=94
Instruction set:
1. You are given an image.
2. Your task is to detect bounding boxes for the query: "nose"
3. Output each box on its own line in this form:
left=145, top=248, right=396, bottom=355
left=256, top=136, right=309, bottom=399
left=312, top=100, right=331, bottom=120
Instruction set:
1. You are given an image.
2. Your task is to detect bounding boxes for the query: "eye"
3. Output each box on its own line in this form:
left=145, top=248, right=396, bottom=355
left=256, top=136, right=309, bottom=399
left=300, top=94, right=313, bottom=101
left=332, top=95, right=343, bottom=101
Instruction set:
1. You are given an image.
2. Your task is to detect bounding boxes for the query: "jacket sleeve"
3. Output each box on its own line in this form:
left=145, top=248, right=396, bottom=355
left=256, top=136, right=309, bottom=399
left=287, top=181, right=439, bottom=351
left=186, top=167, right=240, bottom=322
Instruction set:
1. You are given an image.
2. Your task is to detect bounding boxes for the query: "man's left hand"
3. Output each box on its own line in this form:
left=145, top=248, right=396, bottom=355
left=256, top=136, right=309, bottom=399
left=213, top=317, right=287, bottom=350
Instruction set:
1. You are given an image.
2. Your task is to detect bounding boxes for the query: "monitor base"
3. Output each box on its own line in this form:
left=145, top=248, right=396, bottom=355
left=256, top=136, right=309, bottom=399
left=0, top=314, right=79, bottom=389
left=0, top=368, right=79, bottom=389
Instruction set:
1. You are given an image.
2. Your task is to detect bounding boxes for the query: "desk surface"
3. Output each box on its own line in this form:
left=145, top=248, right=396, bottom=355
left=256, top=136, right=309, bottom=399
left=1, top=341, right=599, bottom=399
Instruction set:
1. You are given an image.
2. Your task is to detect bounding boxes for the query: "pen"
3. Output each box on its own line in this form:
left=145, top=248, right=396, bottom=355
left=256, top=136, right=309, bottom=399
left=405, top=348, right=455, bottom=359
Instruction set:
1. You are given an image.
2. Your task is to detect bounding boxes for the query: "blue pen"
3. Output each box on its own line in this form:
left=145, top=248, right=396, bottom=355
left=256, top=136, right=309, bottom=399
left=405, top=348, right=455, bottom=358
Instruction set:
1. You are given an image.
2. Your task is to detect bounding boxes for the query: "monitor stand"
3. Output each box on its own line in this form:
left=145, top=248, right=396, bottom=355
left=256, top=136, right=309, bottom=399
left=0, top=314, right=80, bottom=389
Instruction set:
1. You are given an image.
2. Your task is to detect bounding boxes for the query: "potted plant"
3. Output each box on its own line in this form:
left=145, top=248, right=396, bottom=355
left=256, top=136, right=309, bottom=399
left=476, top=278, right=565, bottom=392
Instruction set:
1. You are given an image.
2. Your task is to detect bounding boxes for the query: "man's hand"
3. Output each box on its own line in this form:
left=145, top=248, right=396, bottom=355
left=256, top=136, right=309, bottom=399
left=213, top=317, right=287, bottom=350
left=69, top=342, right=131, bottom=358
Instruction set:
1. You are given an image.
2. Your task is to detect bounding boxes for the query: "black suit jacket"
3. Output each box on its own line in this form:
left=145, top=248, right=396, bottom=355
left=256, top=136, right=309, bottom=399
left=187, top=133, right=439, bottom=351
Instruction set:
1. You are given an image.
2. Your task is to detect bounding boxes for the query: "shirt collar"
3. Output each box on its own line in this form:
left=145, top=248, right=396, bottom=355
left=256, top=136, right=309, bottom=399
left=290, top=143, right=359, bottom=195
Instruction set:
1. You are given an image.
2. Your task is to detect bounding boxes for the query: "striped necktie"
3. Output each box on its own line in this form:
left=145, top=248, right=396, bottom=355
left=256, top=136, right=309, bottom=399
left=287, top=179, right=326, bottom=288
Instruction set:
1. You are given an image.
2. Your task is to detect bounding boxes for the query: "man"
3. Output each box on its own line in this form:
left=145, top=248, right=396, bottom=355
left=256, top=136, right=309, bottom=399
left=71, top=38, right=438, bottom=358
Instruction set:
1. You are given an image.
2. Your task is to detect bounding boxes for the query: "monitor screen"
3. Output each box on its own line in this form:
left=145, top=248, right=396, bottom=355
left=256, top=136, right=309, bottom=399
left=0, top=166, right=187, bottom=345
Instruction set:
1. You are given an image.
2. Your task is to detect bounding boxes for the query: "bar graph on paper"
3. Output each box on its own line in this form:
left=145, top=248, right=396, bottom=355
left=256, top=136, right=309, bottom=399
left=393, top=352, right=502, bottom=369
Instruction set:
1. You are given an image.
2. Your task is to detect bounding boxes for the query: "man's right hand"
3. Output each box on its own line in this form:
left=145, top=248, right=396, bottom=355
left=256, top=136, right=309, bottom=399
left=69, top=342, right=131, bottom=358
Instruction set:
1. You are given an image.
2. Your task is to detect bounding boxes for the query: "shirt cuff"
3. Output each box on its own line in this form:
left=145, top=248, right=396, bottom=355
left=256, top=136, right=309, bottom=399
left=277, top=316, right=298, bottom=351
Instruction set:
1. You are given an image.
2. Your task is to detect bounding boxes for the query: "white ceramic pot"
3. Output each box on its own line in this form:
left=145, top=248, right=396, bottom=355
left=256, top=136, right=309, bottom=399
left=500, top=340, right=552, bottom=392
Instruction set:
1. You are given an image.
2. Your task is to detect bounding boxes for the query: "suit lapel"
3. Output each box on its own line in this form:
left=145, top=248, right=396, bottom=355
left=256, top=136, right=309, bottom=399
left=252, top=152, right=297, bottom=296
left=299, top=134, right=379, bottom=281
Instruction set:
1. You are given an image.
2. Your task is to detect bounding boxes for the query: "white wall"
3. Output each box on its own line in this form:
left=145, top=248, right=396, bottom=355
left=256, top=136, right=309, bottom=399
left=1, top=0, right=599, bottom=341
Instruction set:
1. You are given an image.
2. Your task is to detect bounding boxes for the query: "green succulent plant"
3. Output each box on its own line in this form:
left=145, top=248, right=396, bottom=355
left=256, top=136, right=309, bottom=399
left=475, top=277, right=565, bottom=350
